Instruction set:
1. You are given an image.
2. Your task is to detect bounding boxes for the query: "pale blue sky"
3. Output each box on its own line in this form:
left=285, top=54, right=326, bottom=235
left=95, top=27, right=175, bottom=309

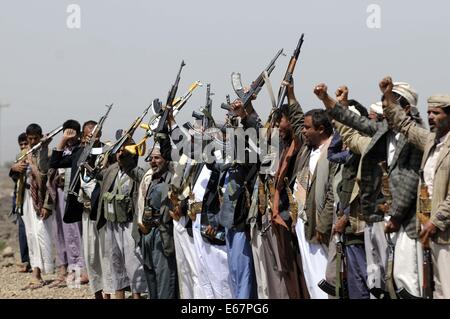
left=1, top=0, right=449, bottom=164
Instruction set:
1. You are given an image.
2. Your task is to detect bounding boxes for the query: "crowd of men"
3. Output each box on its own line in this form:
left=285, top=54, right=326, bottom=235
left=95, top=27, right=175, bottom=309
left=8, top=73, right=450, bottom=299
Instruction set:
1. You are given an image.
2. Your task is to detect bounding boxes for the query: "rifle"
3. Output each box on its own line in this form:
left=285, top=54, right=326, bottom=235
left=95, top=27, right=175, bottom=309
left=418, top=169, right=434, bottom=299
left=222, top=49, right=284, bottom=114
left=15, top=125, right=63, bottom=163
left=221, top=95, right=238, bottom=128
left=125, top=81, right=203, bottom=156
left=200, top=83, right=215, bottom=128
left=109, top=103, right=151, bottom=156
left=68, top=103, right=113, bottom=194
left=277, top=35, right=304, bottom=107
left=317, top=234, right=349, bottom=298
left=192, top=83, right=215, bottom=127
left=155, top=60, right=187, bottom=134
left=269, top=35, right=305, bottom=127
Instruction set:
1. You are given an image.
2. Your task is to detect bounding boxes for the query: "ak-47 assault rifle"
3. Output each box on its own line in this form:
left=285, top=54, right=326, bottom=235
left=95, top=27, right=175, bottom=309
left=192, top=83, right=215, bottom=129
left=221, top=49, right=284, bottom=115
left=94, top=102, right=152, bottom=169
left=125, top=61, right=202, bottom=157
left=15, top=125, right=64, bottom=163
left=318, top=233, right=349, bottom=298
left=268, top=34, right=304, bottom=127
left=67, top=104, right=113, bottom=195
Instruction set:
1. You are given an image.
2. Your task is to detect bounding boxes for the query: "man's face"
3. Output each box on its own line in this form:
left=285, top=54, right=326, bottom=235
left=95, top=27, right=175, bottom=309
left=428, top=107, right=450, bottom=138
left=149, top=152, right=167, bottom=176
left=27, top=134, right=41, bottom=147
left=19, top=140, right=29, bottom=151
left=301, top=115, right=322, bottom=148
left=278, top=114, right=292, bottom=141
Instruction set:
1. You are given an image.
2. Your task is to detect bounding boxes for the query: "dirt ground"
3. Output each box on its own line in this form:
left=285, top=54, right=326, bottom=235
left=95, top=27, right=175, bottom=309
left=0, top=168, right=91, bottom=299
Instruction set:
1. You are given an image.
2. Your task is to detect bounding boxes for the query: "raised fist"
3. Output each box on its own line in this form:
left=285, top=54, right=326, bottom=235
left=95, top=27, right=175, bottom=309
left=379, top=76, right=394, bottom=95
left=314, top=83, right=328, bottom=101
left=335, top=86, right=349, bottom=106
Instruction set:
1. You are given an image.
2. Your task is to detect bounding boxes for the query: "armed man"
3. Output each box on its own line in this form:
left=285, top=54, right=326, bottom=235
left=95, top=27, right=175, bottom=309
left=96, top=135, right=148, bottom=299
left=322, top=91, right=371, bottom=299
left=50, top=120, right=113, bottom=299
left=249, top=79, right=309, bottom=299
left=215, top=97, right=259, bottom=299
left=9, top=132, right=30, bottom=273
left=380, top=76, right=450, bottom=299
left=10, top=123, right=54, bottom=290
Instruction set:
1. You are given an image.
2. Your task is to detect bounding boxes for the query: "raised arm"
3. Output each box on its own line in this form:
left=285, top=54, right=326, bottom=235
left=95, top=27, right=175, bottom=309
left=314, top=84, right=378, bottom=136
left=380, top=76, right=429, bottom=150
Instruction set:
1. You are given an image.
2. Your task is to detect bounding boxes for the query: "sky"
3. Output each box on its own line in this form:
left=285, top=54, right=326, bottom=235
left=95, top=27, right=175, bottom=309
left=1, top=0, right=450, bottom=164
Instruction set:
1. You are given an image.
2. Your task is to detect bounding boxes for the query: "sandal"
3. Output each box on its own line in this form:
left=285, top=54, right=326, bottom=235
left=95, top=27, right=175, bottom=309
left=21, top=279, right=46, bottom=290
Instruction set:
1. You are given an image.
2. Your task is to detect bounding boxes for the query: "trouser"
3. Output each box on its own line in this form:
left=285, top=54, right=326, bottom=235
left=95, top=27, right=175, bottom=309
left=53, top=188, right=84, bottom=271
left=193, top=214, right=232, bottom=299
left=225, top=228, right=257, bottom=299
left=22, top=189, right=54, bottom=274
left=173, top=217, right=204, bottom=298
left=364, top=221, right=388, bottom=298
left=295, top=218, right=328, bottom=299
left=106, top=221, right=147, bottom=293
left=325, top=236, right=369, bottom=299
left=430, top=242, right=450, bottom=299
left=82, top=212, right=114, bottom=294
left=17, top=214, right=30, bottom=264
left=346, top=244, right=370, bottom=299
left=142, top=227, right=178, bottom=299
left=392, top=226, right=423, bottom=297
left=250, top=219, right=290, bottom=299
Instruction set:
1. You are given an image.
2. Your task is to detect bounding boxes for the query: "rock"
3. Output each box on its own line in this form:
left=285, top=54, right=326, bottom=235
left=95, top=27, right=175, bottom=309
left=2, top=246, right=13, bottom=258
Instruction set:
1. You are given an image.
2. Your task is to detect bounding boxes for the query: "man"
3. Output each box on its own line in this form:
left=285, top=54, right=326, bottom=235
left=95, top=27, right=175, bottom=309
left=380, top=76, right=450, bottom=299
left=9, top=132, right=30, bottom=273
left=249, top=80, right=308, bottom=299
left=314, top=82, right=425, bottom=298
left=46, top=119, right=86, bottom=288
left=325, top=99, right=370, bottom=299
left=124, top=131, right=178, bottom=299
left=10, top=124, right=54, bottom=289
left=97, top=139, right=147, bottom=299
left=50, top=120, right=113, bottom=299
left=216, top=98, right=259, bottom=299
left=292, top=109, right=336, bottom=299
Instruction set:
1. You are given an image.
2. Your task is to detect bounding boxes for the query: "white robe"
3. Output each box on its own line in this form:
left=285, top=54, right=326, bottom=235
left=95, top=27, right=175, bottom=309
left=22, top=189, right=54, bottom=274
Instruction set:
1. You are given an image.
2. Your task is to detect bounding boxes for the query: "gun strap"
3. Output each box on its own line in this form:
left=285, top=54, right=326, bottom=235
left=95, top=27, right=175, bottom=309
left=262, top=71, right=277, bottom=109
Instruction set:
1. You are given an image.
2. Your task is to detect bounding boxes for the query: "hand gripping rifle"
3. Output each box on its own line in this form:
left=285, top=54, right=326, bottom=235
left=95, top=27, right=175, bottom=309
left=68, top=103, right=113, bottom=194
left=15, top=125, right=64, bottom=163
left=221, top=49, right=284, bottom=115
